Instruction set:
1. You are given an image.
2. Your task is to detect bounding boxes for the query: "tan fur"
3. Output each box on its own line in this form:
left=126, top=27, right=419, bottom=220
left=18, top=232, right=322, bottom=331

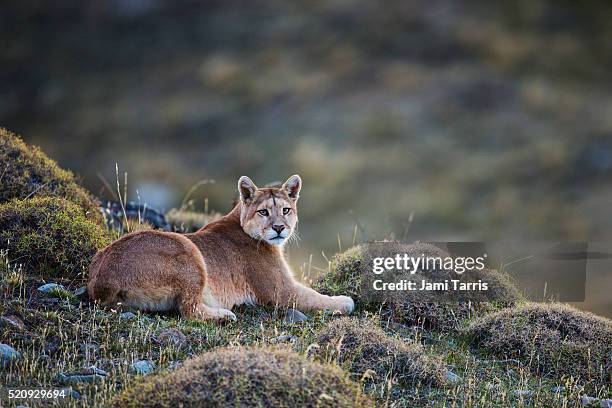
left=88, top=175, right=354, bottom=321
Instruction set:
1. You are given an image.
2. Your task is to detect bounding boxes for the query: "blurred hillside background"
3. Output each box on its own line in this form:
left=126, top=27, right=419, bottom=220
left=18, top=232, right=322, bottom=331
left=1, top=1, right=611, bottom=316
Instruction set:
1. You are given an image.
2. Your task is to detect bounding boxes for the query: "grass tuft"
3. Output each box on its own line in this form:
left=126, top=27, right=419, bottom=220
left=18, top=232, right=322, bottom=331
left=0, top=128, right=102, bottom=224
left=0, top=197, right=110, bottom=280
left=316, top=317, right=448, bottom=393
left=315, top=242, right=523, bottom=331
left=113, top=346, right=373, bottom=408
left=464, top=302, right=612, bottom=390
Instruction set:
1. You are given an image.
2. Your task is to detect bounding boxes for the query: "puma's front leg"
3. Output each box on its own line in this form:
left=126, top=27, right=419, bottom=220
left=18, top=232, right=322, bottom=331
left=290, top=282, right=354, bottom=314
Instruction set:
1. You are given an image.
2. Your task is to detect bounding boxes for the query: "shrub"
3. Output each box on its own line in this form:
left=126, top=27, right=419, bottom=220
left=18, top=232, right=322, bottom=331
left=113, top=347, right=372, bottom=408
left=315, top=242, right=522, bottom=331
left=165, top=208, right=222, bottom=232
left=464, top=303, right=612, bottom=387
left=316, top=317, right=447, bottom=389
left=0, top=128, right=101, bottom=223
left=0, top=197, right=110, bottom=280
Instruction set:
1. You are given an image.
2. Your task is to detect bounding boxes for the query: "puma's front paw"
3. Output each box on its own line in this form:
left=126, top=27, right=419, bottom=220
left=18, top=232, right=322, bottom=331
left=218, top=308, right=238, bottom=322
left=331, top=295, right=355, bottom=314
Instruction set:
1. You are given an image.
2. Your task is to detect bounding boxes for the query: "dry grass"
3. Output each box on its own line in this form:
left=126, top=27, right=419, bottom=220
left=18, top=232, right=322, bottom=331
left=316, top=317, right=447, bottom=394
left=165, top=208, right=222, bottom=233
left=464, top=302, right=612, bottom=391
left=113, top=347, right=373, bottom=408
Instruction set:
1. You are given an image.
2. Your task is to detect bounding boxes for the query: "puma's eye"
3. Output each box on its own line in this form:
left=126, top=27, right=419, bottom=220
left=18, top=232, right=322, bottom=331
left=282, top=207, right=291, bottom=215
left=257, top=209, right=269, bottom=216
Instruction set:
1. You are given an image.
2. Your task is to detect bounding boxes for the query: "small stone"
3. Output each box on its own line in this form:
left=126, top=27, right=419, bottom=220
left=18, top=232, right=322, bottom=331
left=580, top=396, right=598, bottom=406
left=131, top=360, right=155, bottom=375
left=120, top=312, right=137, bottom=320
left=84, top=365, right=108, bottom=376
left=599, top=399, right=612, bottom=408
left=270, top=334, right=297, bottom=344
left=59, top=388, right=81, bottom=399
left=57, top=373, right=105, bottom=384
left=0, top=343, right=21, bottom=367
left=156, top=328, right=187, bottom=347
left=167, top=361, right=183, bottom=371
left=444, top=370, right=461, bottom=383
left=73, top=286, right=88, bottom=298
left=79, top=343, right=99, bottom=353
left=514, top=389, right=532, bottom=398
left=38, top=283, right=66, bottom=294
left=284, top=309, right=308, bottom=323
left=0, top=315, right=25, bottom=330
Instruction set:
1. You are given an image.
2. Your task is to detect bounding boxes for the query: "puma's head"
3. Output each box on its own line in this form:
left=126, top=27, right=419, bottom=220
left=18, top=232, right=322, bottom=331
left=237, top=175, right=301, bottom=246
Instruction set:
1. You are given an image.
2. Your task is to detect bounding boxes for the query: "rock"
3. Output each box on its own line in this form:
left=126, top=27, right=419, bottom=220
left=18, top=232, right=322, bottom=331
left=0, top=343, right=21, bottom=367
left=85, top=365, right=108, bottom=376
left=57, top=373, right=105, bottom=384
left=579, top=396, right=612, bottom=408
left=131, top=360, right=155, bottom=375
left=600, top=399, right=612, bottom=408
left=167, top=361, right=183, bottom=371
left=270, top=334, right=297, bottom=344
left=73, top=286, right=88, bottom=298
left=120, top=312, right=137, bottom=320
left=444, top=370, right=461, bottom=383
left=156, top=328, right=187, bottom=347
left=0, top=315, right=25, bottom=330
left=38, top=283, right=66, bottom=294
left=514, top=389, right=532, bottom=398
left=580, top=396, right=598, bottom=406
left=57, top=365, right=108, bottom=383
left=284, top=309, right=308, bottom=323
left=59, top=388, right=81, bottom=399
left=79, top=343, right=99, bottom=353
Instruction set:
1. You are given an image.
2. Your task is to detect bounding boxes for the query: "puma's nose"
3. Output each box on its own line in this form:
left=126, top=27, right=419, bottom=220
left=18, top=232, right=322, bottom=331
left=272, top=225, right=285, bottom=234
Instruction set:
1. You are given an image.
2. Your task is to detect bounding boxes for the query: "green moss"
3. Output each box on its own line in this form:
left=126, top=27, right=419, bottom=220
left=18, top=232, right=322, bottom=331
left=464, top=302, right=612, bottom=388
left=0, top=197, right=110, bottom=280
left=113, top=347, right=372, bottom=408
left=315, top=242, right=523, bottom=331
left=0, top=128, right=101, bottom=224
left=316, top=317, right=447, bottom=391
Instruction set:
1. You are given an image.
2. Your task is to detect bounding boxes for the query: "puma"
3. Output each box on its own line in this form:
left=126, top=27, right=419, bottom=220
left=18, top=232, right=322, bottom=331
left=87, top=175, right=354, bottom=321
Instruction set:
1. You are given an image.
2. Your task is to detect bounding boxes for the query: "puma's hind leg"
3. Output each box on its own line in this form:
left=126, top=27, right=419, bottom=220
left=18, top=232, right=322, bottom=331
left=173, top=238, right=236, bottom=322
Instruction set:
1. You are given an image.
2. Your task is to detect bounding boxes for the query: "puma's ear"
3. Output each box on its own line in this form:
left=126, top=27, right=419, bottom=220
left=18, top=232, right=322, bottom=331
left=238, top=176, right=258, bottom=203
left=282, top=174, right=302, bottom=200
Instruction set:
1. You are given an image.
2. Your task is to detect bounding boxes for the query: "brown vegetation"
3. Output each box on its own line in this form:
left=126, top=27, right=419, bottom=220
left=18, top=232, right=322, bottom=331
left=464, top=302, right=612, bottom=388
left=113, top=347, right=372, bottom=408
left=316, top=317, right=447, bottom=388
